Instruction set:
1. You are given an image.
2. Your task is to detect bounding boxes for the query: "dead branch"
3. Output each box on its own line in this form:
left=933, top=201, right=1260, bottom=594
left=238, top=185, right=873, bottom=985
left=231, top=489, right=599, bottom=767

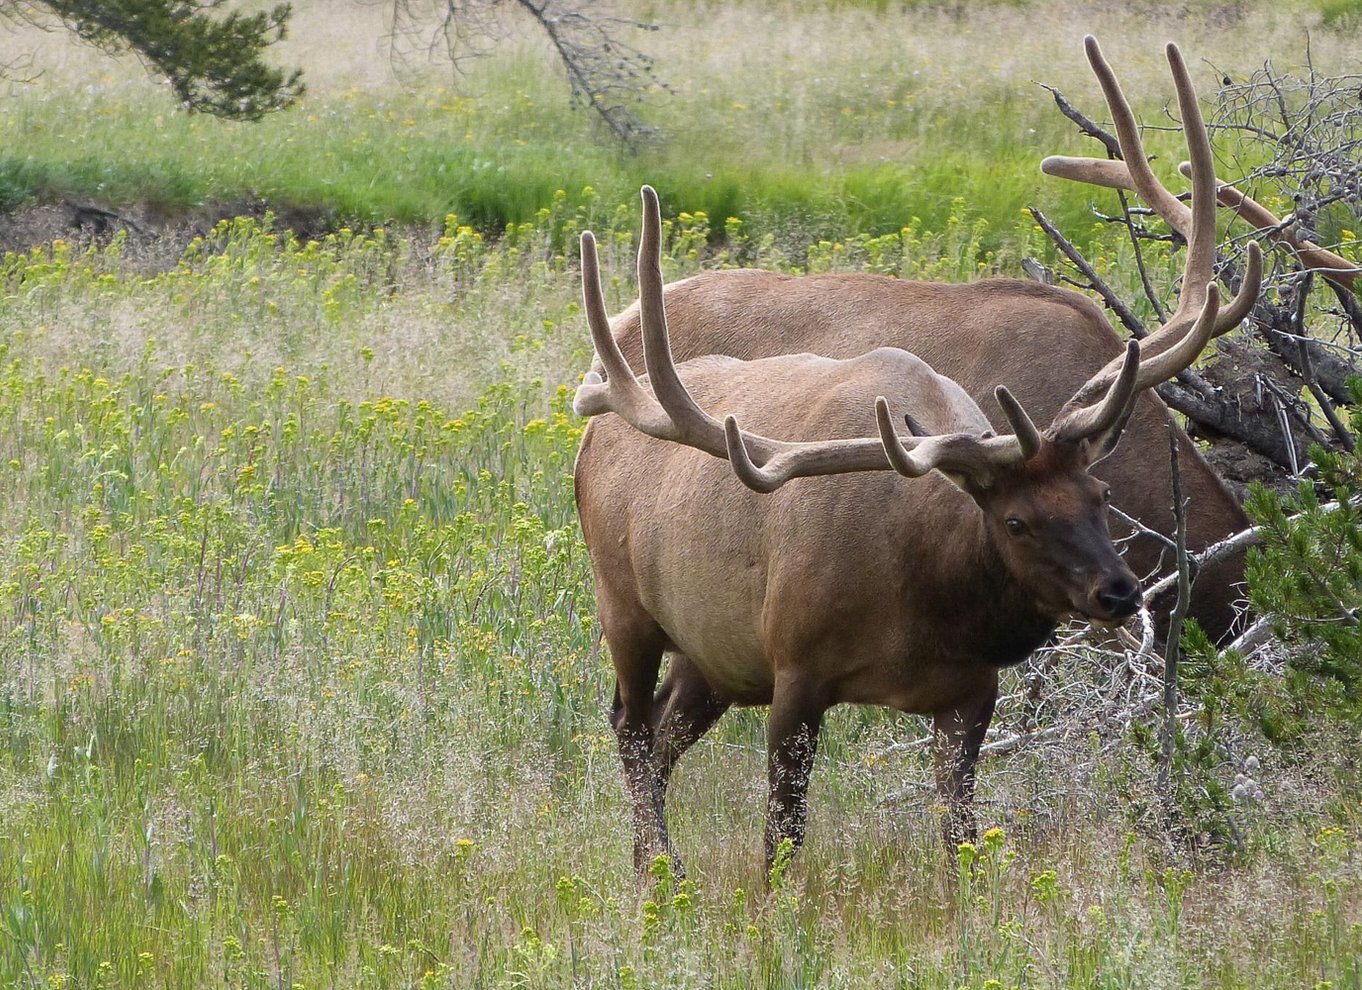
left=1158, top=429, right=1190, bottom=811
left=1153, top=378, right=1298, bottom=469
left=387, top=0, right=662, bottom=146
left=1040, top=82, right=1122, bottom=159
left=1028, top=206, right=1147, bottom=339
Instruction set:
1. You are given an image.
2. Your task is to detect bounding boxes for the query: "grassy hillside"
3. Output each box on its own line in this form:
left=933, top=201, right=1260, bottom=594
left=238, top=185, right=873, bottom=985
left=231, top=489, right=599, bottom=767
left=2, top=0, right=1358, bottom=250
left=0, top=202, right=1357, bottom=990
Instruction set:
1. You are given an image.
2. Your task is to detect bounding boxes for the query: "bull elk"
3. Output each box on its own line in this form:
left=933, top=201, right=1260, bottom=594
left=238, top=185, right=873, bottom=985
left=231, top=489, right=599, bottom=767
left=573, top=178, right=1258, bottom=872
left=595, top=38, right=1290, bottom=647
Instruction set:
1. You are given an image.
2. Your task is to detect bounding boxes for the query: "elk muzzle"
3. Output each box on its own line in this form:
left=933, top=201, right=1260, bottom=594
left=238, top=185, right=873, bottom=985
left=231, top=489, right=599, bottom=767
left=1084, top=568, right=1140, bottom=626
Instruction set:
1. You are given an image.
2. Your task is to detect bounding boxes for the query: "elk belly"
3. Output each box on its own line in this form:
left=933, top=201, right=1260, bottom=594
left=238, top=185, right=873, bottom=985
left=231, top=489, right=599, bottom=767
left=633, top=471, right=775, bottom=705
left=642, top=552, right=775, bottom=705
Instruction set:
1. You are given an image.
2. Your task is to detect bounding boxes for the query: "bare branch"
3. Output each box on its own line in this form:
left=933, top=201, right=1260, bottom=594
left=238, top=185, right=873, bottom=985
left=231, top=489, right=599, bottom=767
left=1028, top=206, right=1147, bottom=339
left=1117, top=185, right=1171, bottom=324
left=1292, top=280, right=1356, bottom=450
left=387, top=0, right=663, bottom=146
left=1039, top=82, right=1122, bottom=159
left=1158, top=428, right=1190, bottom=813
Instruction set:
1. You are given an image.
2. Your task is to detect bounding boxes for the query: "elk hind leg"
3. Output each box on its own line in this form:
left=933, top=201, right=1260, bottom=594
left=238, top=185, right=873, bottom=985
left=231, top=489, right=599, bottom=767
left=652, top=654, right=730, bottom=796
left=605, top=617, right=674, bottom=873
left=765, top=678, right=827, bottom=871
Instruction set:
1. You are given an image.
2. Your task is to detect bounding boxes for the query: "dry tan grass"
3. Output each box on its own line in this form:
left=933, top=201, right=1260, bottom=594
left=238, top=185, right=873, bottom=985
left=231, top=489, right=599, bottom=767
left=8, top=2, right=1358, bottom=111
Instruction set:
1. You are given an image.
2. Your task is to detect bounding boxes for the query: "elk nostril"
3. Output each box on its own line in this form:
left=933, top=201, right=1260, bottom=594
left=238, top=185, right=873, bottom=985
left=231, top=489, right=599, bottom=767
left=1097, top=576, right=1140, bottom=617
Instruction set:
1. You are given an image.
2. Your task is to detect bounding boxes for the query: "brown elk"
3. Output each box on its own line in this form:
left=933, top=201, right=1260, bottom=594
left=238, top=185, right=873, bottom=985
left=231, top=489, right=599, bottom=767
left=595, top=38, right=1288, bottom=648
left=573, top=177, right=1258, bottom=872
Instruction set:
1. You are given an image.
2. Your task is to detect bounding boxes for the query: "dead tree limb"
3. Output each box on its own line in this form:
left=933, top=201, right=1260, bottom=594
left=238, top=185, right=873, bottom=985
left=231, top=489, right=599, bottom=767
left=1118, top=186, right=1171, bottom=324
left=1153, top=379, right=1297, bottom=470
left=1041, top=82, right=1123, bottom=159
left=387, top=0, right=662, bottom=146
left=1158, top=429, right=1190, bottom=816
left=1028, top=207, right=1147, bottom=338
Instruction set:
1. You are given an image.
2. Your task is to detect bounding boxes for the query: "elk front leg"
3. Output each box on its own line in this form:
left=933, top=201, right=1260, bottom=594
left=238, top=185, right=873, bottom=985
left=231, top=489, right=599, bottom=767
left=932, top=688, right=997, bottom=854
left=765, top=681, right=826, bottom=870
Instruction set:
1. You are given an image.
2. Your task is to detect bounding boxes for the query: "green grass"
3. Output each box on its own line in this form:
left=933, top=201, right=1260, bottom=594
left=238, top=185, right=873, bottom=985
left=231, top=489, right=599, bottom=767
left=0, top=198, right=1357, bottom=989
left=0, top=73, right=1077, bottom=251
left=0, top=3, right=1360, bottom=986
left=3, top=0, right=1356, bottom=253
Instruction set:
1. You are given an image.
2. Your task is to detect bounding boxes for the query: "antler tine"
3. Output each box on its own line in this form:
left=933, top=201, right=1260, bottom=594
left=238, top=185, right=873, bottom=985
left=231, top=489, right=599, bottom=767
left=1041, top=156, right=1145, bottom=195
left=1064, top=241, right=1259, bottom=411
left=724, top=403, right=947, bottom=494
left=1041, top=161, right=1340, bottom=295
left=1213, top=239, right=1262, bottom=333
left=1055, top=284, right=1222, bottom=447
left=723, top=395, right=1033, bottom=493
left=1052, top=340, right=1140, bottom=444
left=994, top=387, right=1042, bottom=459
left=1166, top=41, right=1218, bottom=328
left=1082, top=36, right=1193, bottom=240
left=876, top=398, right=937, bottom=478
left=1175, top=163, right=1359, bottom=289
left=572, top=230, right=678, bottom=439
left=875, top=397, right=1027, bottom=482
left=1081, top=38, right=1216, bottom=353
left=1046, top=38, right=1253, bottom=429
left=1046, top=40, right=1270, bottom=336
left=877, top=400, right=942, bottom=482
left=634, top=186, right=732, bottom=459
left=1132, top=281, right=1220, bottom=389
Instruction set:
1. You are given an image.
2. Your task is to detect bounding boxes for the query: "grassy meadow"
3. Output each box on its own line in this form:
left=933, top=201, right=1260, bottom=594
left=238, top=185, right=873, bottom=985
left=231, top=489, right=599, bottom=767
left=0, top=1, right=1360, bottom=987
left=4, top=0, right=1361, bottom=244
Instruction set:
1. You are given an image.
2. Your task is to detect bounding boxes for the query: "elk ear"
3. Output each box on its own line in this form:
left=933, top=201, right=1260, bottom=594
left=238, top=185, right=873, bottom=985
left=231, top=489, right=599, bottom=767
left=937, top=468, right=995, bottom=499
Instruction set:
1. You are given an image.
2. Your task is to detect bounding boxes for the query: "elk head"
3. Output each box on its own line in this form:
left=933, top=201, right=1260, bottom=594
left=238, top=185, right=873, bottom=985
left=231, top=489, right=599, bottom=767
left=575, top=182, right=1260, bottom=628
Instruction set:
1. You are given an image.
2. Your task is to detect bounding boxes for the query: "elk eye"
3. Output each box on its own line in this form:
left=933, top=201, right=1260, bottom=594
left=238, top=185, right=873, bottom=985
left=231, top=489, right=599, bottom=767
left=1005, top=517, right=1027, bottom=536
left=1102, top=488, right=1113, bottom=504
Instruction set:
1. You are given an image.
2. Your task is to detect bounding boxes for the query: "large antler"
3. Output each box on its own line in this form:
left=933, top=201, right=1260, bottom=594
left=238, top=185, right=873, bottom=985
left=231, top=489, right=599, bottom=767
left=1174, top=163, right=1359, bottom=290
left=1042, top=71, right=1356, bottom=291
left=1042, top=37, right=1264, bottom=414
left=574, top=187, right=1051, bottom=493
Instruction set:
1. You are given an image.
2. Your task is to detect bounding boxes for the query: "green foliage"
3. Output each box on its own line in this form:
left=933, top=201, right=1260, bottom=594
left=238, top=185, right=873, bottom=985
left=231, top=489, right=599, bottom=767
left=1244, top=381, right=1362, bottom=718
left=0, top=141, right=1358, bottom=990
left=0, top=185, right=1351, bottom=990
left=1159, top=388, right=1362, bottom=848
left=0, top=1, right=1112, bottom=245
left=1118, top=641, right=1248, bottom=857
left=36, top=0, right=303, bottom=120
left=1313, top=0, right=1362, bottom=27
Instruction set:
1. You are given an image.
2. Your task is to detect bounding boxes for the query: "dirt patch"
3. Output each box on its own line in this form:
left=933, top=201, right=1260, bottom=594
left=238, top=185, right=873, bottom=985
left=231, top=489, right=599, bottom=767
left=0, top=197, right=337, bottom=271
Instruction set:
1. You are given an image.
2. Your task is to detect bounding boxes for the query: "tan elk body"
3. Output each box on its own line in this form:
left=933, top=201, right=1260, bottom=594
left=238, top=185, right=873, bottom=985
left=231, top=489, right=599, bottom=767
left=601, top=271, right=1250, bottom=640
left=582, top=346, right=1050, bottom=701
left=573, top=39, right=1262, bottom=872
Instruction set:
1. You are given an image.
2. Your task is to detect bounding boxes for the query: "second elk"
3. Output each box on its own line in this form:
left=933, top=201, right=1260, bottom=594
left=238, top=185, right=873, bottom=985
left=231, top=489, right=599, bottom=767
left=573, top=185, right=1257, bottom=874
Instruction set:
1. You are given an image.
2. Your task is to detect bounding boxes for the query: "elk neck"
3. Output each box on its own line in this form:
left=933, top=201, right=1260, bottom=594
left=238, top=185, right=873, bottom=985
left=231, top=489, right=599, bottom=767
left=894, top=496, right=1061, bottom=669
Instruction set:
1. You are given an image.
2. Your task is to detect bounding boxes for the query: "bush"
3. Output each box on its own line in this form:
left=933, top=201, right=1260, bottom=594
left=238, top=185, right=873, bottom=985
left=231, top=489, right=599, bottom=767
left=1243, top=379, right=1362, bottom=722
